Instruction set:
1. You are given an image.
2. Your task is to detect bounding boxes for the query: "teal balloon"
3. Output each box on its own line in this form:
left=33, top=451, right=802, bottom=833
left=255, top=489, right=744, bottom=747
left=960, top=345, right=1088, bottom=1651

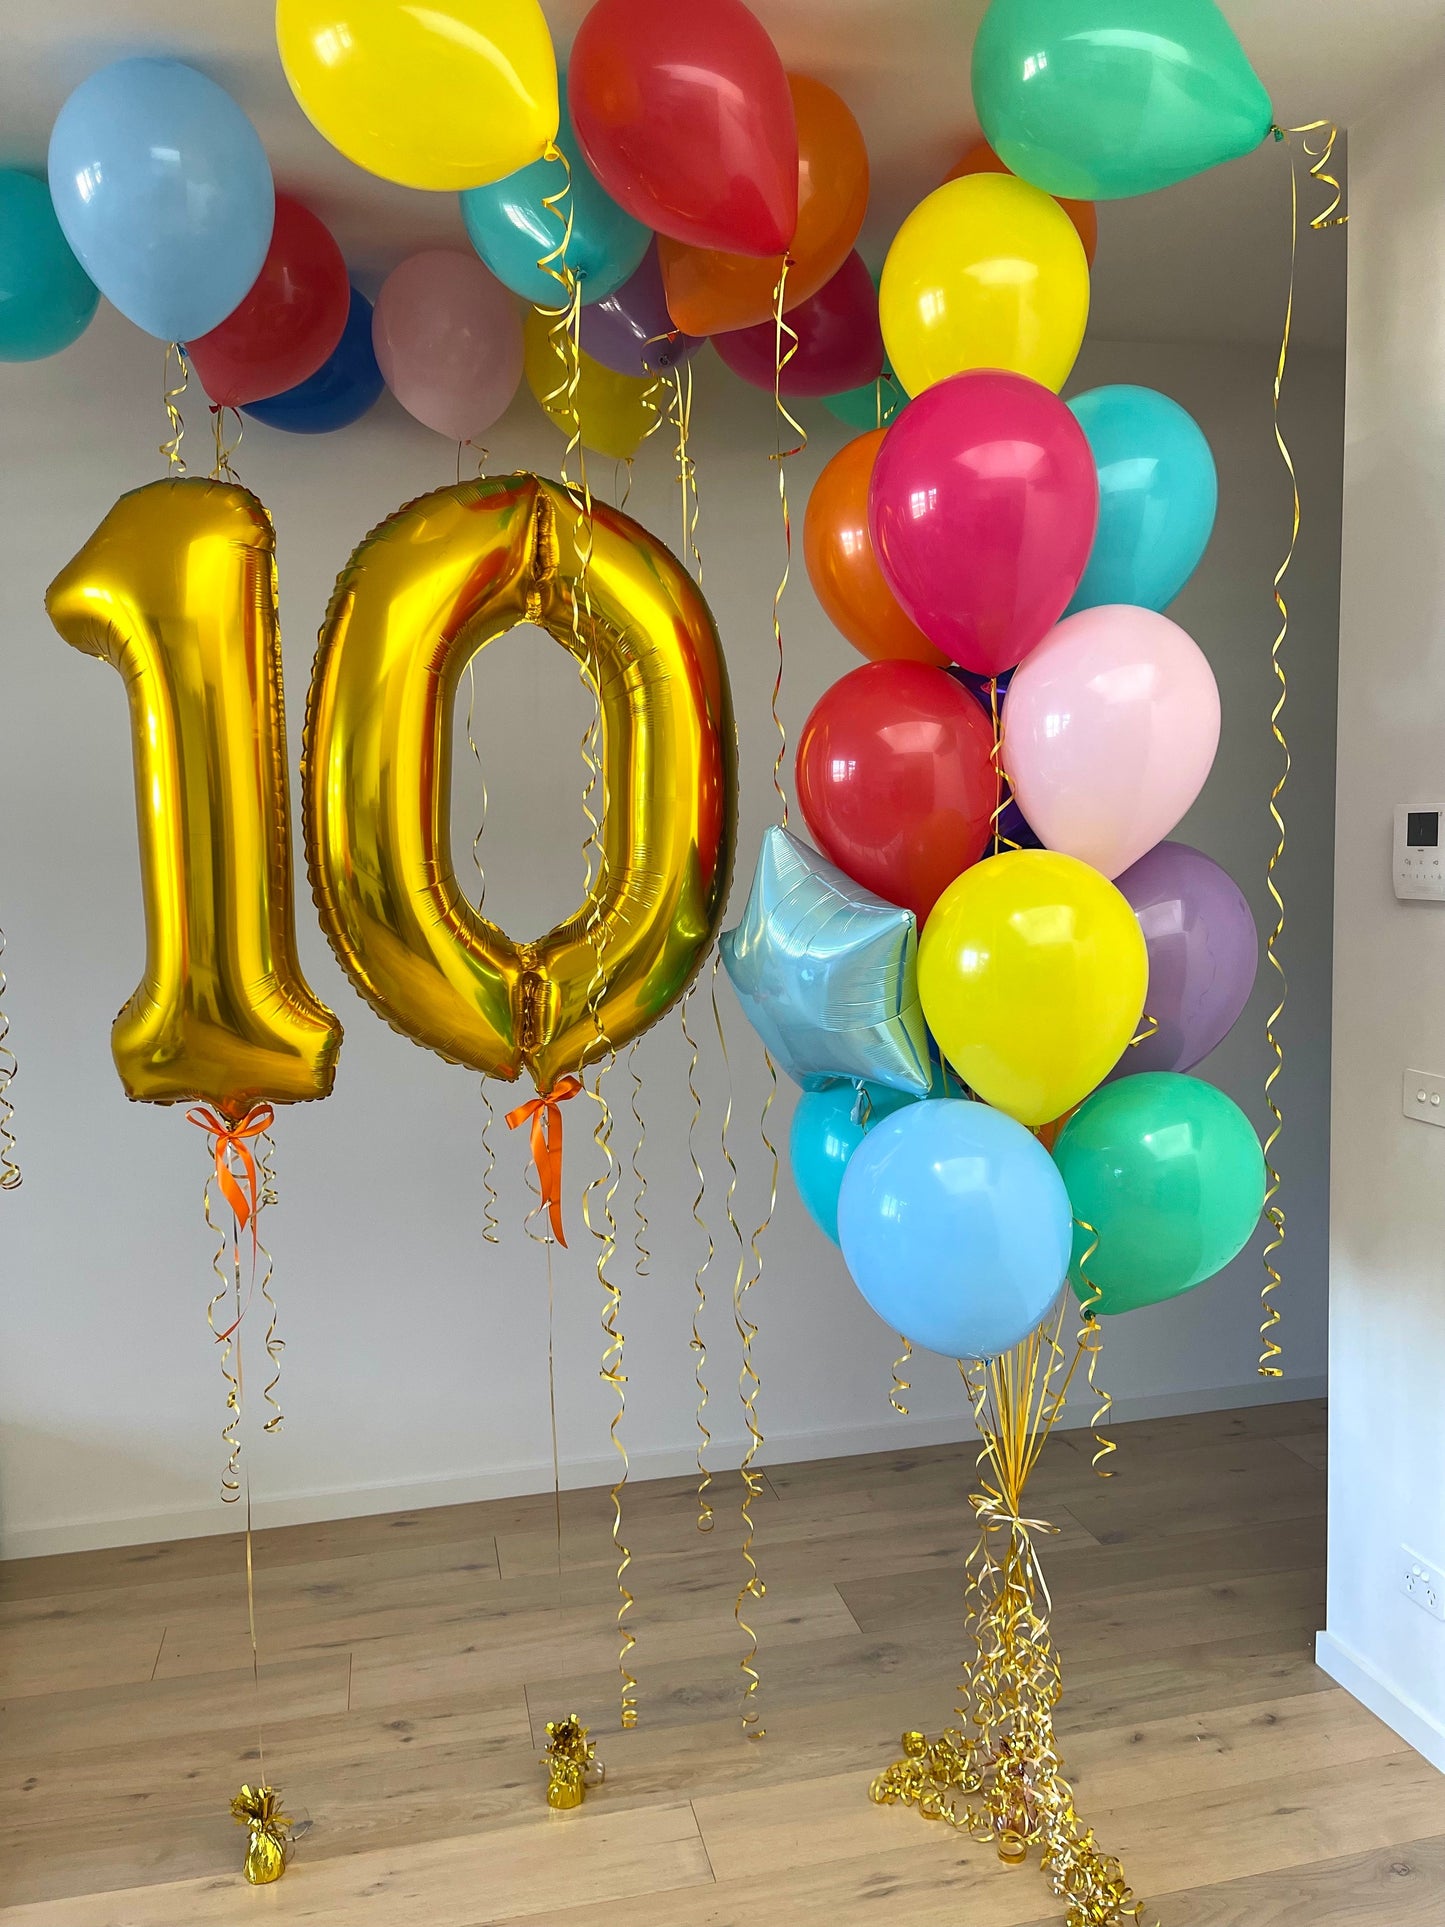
left=0, top=171, right=98, bottom=361
left=823, top=368, right=905, bottom=434
left=972, top=0, right=1274, bottom=200
left=789, top=1069, right=946, bottom=1244
left=1066, top=385, right=1218, bottom=613
left=1052, top=1072, right=1265, bottom=1315
left=460, top=94, right=649, bottom=307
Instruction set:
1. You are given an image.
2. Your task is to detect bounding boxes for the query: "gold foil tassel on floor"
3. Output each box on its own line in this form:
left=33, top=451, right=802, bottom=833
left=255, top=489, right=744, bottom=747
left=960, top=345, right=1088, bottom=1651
left=232, top=1784, right=292, bottom=1885
left=542, top=1714, right=604, bottom=1809
left=870, top=1305, right=1145, bottom=1927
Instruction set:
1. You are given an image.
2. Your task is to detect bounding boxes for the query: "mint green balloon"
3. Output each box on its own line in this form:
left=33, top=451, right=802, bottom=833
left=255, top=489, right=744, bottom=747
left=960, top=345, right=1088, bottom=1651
left=1052, top=1072, right=1265, bottom=1314
left=823, top=368, right=905, bottom=434
left=972, top=0, right=1274, bottom=201
left=0, top=171, right=98, bottom=361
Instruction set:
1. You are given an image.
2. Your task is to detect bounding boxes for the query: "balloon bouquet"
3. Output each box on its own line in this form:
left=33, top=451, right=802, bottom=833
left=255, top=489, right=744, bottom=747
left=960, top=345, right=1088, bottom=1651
left=721, top=0, right=1282, bottom=1912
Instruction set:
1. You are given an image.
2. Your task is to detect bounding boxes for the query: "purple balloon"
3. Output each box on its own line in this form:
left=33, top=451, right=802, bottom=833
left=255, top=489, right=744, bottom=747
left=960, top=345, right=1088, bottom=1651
left=1110, top=841, right=1258, bottom=1078
left=714, top=251, right=883, bottom=398
left=946, top=666, right=1042, bottom=849
left=580, top=238, right=703, bottom=377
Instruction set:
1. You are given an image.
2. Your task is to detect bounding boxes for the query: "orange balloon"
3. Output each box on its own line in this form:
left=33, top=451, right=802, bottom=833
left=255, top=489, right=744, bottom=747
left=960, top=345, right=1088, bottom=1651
left=660, top=75, right=868, bottom=336
left=947, top=138, right=1097, bottom=266
left=804, top=428, right=945, bottom=667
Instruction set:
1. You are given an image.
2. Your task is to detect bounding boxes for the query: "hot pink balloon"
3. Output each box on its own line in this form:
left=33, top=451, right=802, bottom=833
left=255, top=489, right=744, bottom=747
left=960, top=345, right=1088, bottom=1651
left=713, top=252, right=883, bottom=397
left=1002, top=605, right=1222, bottom=879
left=372, top=250, right=523, bottom=442
left=868, top=369, right=1098, bottom=676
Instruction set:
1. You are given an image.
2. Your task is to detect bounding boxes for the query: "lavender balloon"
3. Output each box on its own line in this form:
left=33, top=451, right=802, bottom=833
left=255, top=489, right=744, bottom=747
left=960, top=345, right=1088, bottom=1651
left=1110, top=841, right=1258, bottom=1078
left=580, top=239, right=703, bottom=377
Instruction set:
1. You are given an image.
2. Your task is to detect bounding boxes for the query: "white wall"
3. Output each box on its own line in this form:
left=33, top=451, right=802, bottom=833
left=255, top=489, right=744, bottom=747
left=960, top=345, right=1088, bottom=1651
left=1319, top=58, right=1445, bottom=1769
left=0, top=311, right=1340, bottom=1556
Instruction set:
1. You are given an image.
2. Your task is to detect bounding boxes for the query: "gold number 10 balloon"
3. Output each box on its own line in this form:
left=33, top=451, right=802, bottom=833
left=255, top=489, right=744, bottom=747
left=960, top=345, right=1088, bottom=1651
left=305, top=475, right=736, bottom=1091
left=46, top=480, right=342, bottom=1117
left=46, top=472, right=735, bottom=1112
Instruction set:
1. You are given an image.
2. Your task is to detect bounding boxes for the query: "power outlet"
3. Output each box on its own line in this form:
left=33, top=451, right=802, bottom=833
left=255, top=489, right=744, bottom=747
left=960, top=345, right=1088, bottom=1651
left=1402, top=1547, right=1445, bottom=1621
left=1403, top=1071, right=1445, bottom=1127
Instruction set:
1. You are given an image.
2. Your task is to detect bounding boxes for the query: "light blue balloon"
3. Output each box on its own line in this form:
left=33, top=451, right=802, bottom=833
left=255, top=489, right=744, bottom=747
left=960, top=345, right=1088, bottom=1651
left=837, top=1099, right=1072, bottom=1359
left=0, top=171, right=98, bottom=361
left=460, top=94, right=649, bottom=308
left=1066, top=385, right=1218, bottom=613
left=789, top=1073, right=944, bottom=1244
left=48, top=58, right=274, bottom=342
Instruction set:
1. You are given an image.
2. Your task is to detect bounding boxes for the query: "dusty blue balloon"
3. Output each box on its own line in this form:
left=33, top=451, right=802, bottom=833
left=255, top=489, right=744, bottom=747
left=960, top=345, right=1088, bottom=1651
left=0, top=171, right=98, bottom=361
left=722, top=827, right=931, bottom=1096
left=838, top=1099, right=1071, bottom=1359
left=460, top=94, right=649, bottom=308
left=48, top=57, right=273, bottom=342
left=789, top=1068, right=948, bottom=1243
left=243, top=287, right=382, bottom=434
left=1067, top=385, right=1218, bottom=613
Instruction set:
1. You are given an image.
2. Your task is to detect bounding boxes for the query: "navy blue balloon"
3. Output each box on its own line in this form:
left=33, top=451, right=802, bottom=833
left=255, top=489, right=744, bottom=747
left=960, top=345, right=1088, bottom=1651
left=243, top=287, right=382, bottom=433
left=837, top=1098, right=1072, bottom=1359
left=1066, top=385, right=1218, bottom=613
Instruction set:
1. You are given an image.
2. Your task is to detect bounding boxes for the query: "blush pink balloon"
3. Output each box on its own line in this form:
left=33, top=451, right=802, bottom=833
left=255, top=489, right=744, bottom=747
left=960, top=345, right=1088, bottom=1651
left=372, top=250, right=523, bottom=442
left=1002, top=605, right=1222, bottom=879
left=868, top=369, right=1098, bottom=676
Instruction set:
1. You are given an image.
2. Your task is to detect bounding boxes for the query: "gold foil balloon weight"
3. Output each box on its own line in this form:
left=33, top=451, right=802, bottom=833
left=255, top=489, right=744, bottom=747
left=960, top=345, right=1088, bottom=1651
left=231, top=1783, right=293, bottom=1884
left=542, top=1714, right=604, bottom=1810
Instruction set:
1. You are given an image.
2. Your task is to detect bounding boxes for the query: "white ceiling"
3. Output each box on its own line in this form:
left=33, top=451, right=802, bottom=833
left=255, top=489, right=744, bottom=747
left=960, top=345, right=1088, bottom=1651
left=4, top=1, right=1442, bottom=352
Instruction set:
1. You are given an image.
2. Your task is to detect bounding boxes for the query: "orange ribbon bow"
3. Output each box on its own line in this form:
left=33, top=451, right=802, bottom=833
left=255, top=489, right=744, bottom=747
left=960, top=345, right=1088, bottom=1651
left=186, top=1102, right=275, bottom=1243
left=506, top=1076, right=584, bottom=1246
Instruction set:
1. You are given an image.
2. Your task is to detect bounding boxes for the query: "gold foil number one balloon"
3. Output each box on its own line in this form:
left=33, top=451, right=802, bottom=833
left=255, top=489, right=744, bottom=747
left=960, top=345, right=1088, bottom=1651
left=46, top=480, right=342, bottom=1116
left=303, top=474, right=737, bottom=1092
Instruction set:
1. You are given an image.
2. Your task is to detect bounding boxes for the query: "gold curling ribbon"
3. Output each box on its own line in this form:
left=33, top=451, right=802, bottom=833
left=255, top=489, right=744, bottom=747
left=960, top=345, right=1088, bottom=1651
left=210, top=403, right=243, bottom=483
left=232, top=1784, right=292, bottom=1885
left=462, top=658, right=501, bottom=1247
left=160, top=342, right=188, bottom=473
left=1259, top=123, right=1346, bottom=1380
left=768, top=262, right=803, bottom=826
left=679, top=983, right=716, bottom=1530
left=1126, top=1012, right=1160, bottom=1053
left=711, top=955, right=768, bottom=1736
left=626, top=1038, right=650, bottom=1278
left=1073, top=1217, right=1116, bottom=1477
left=870, top=1307, right=1147, bottom=1926
left=541, top=1714, right=605, bottom=1810
left=0, top=922, right=20, bottom=1191
left=890, top=1337, right=913, bottom=1417
left=520, top=1141, right=566, bottom=1573
left=988, top=676, right=1022, bottom=856
left=670, top=361, right=704, bottom=583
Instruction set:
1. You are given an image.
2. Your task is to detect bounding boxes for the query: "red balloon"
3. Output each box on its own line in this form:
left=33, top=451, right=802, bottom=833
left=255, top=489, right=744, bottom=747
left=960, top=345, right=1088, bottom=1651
left=796, top=660, right=998, bottom=926
left=713, top=252, right=883, bottom=397
left=187, top=195, right=349, bottom=408
left=869, top=370, right=1099, bottom=677
left=569, top=0, right=798, bottom=257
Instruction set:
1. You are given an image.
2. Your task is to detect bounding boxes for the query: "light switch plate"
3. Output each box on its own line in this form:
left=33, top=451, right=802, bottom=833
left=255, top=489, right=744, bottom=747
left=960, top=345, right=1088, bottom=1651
left=1404, top=1070, right=1445, bottom=1126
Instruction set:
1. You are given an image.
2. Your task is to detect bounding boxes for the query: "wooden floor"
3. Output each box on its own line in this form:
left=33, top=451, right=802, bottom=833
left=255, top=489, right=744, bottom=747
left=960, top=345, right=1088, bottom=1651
left=2, top=1397, right=1442, bottom=1925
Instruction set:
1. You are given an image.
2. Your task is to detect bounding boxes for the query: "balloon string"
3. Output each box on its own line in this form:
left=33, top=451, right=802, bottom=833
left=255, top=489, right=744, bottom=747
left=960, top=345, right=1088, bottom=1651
left=769, top=262, right=804, bottom=828
left=521, top=1158, right=565, bottom=1574
left=161, top=343, right=189, bottom=474
left=679, top=983, right=715, bottom=1530
left=670, top=362, right=703, bottom=582
left=479, top=1082, right=500, bottom=1246
left=210, top=404, right=242, bottom=483
left=1072, top=1217, right=1116, bottom=1477
left=988, top=677, right=1021, bottom=856
left=626, top=1038, right=650, bottom=1279
left=0, top=923, right=20, bottom=1191
left=890, top=1338, right=913, bottom=1416
left=254, top=1132, right=283, bottom=1435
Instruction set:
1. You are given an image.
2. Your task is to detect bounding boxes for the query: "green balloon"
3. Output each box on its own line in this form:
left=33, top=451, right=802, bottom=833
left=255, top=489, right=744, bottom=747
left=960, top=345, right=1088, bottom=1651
left=1052, top=1072, right=1265, bottom=1314
left=823, top=369, right=905, bottom=433
left=972, top=0, right=1274, bottom=201
left=0, top=171, right=98, bottom=362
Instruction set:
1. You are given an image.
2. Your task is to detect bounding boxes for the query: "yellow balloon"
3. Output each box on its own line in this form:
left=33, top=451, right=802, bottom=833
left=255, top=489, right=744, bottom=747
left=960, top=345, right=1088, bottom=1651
left=304, top=474, right=736, bottom=1093
left=918, top=850, right=1145, bottom=1128
left=524, top=307, right=659, bottom=462
left=276, top=0, right=558, bottom=192
left=879, top=172, right=1090, bottom=397
left=46, top=480, right=342, bottom=1116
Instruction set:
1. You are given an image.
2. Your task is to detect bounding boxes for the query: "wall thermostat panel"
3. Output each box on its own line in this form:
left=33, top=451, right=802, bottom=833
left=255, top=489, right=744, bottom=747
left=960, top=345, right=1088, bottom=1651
left=1394, top=804, right=1445, bottom=900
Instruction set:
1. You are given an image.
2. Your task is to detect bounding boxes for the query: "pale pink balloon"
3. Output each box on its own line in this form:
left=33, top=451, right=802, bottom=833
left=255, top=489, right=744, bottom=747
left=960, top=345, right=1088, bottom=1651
left=1001, top=605, right=1221, bottom=880
left=372, top=250, right=523, bottom=441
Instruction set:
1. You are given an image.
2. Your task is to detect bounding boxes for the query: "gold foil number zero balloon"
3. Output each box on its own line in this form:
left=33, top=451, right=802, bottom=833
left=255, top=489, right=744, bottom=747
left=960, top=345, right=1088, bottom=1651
left=45, top=479, right=342, bottom=1116
left=302, top=475, right=737, bottom=1090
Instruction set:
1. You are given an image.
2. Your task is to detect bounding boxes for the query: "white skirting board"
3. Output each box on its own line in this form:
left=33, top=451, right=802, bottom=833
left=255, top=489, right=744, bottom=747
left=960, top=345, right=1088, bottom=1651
left=2, top=1373, right=1326, bottom=1561
left=1315, top=1629, right=1445, bottom=1774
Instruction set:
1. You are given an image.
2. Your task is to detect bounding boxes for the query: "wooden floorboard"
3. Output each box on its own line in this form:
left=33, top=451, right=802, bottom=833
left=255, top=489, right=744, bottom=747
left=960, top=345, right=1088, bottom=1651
left=2, top=1396, right=1437, bottom=1925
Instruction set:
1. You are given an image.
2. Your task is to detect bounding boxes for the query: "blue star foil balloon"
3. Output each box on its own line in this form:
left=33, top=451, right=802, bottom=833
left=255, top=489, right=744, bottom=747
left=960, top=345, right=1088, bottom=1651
left=721, top=827, right=932, bottom=1095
